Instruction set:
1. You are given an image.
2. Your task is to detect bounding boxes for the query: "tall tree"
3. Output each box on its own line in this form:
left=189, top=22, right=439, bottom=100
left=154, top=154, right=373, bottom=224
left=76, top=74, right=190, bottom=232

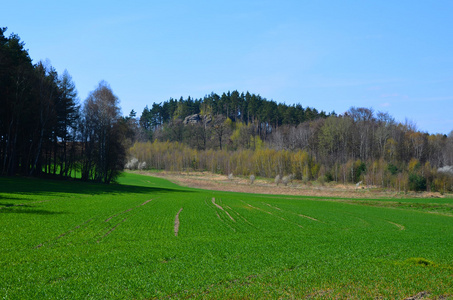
left=81, top=81, right=126, bottom=183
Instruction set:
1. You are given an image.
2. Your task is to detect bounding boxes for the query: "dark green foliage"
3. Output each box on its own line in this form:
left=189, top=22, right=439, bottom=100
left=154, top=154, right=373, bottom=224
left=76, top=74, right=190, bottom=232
left=0, top=29, right=129, bottom=183
left=325, top=171, right=334, bottom=182
left=409, top=173, right=427, bottom=191
left=139, top=90, right=328, bottom=142
left=388, top=163, right=398, bottom=175
left=354, top=161, right=367, bottom=183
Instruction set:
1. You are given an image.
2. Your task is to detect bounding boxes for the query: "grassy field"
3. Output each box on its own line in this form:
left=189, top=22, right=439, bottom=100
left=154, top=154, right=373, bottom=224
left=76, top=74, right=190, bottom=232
left=1, top=173, right=452, bottom=299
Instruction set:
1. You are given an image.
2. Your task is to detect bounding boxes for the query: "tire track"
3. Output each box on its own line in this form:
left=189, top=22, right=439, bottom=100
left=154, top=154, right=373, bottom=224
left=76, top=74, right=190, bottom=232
left=263, top=202, right=320, bottom=222
left=241, top=201, right=303, bottom=228
left=206, top=198, right=236, bottom=232
left=99, top=199, right=153, bottom=242
left=174, top=208, right=183, bottom=236
left=298, top=214, right=319, bottom=222
left=97, top=217, right=129, bottom=243
left=212, top=198, right=235, bottom=222
left=104, top=199, right=153, bottom=222
left=36, top=218, right=93, bottom=249
left=263, top=202, right=281, bottom=210
left=225, top=205, right=256, bottom=227
left=387, top=221, right=405, bottom=230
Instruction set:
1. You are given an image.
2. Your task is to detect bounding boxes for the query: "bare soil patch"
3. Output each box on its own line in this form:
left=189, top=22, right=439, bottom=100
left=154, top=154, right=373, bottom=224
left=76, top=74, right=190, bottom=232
left=134, top=171, right=447, bottom=199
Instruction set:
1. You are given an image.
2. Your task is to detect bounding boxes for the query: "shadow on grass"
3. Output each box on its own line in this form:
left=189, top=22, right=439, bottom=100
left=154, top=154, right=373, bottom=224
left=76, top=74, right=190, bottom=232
left=0, top=176, right=192, bottom=197
left=0, top=203, right=33, bottom=208
left=0, top=207, right=67, bottom=215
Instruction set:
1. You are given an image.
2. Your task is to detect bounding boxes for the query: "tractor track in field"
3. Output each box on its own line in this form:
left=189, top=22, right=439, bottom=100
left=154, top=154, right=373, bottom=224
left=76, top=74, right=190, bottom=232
left=104, top=199, right=153, bottom=222
left=387, top=221, right=405, bottom=230
left=212, top=198, right=235, bottom=222
left=174, top=208, right=183, bottom=236
left=97, top=217, right=129, bottom=243
left=206, top=198, right=236, bottom=232
left=98, top=199, right=153, bottom=242
left=225, top=205, right=256, bottom=227
left=263, top=201, right=321, bottom=222
left=263, top=202, right=281, bottom=210
left=36, top=218, right=93, bottom=248
left=242, top=201, right=303, bottom=228
left=298, top=214, right=319, bottom=221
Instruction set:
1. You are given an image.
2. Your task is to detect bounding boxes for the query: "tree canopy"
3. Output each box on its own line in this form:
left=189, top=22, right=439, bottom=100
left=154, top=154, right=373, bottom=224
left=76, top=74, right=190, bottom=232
left=0, top=28, right=128, bottom=183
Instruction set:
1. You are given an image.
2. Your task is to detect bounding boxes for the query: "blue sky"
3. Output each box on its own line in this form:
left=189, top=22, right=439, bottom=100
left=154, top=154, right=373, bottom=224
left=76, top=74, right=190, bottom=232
left=3, top=1, right=453, bottom=134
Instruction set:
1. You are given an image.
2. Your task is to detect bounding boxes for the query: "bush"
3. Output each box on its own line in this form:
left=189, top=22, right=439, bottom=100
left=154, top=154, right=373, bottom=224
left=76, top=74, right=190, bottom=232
left=387, top=163, right=398, bottom=175
left=125, top=158, right=139, bottom=170
left=138, top=161, right=147, bottom=170
left=409, top=173, right=427, bottom=191
left=281, top=176, right=290, bottom=186
left=325, top=171, right=334, bottom=182
left=275, top=174, right=281, bottom=185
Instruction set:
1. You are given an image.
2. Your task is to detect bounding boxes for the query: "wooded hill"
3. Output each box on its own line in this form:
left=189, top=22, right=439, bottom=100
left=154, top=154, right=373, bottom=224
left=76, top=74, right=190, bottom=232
left=134, top=96, right=453, bottom=193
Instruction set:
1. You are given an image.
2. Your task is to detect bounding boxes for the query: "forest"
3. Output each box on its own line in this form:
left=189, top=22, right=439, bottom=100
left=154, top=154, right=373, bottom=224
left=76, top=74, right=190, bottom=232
left=0, top=28, right=130, bottom=183
left=132, top=94, right=453, bottom=192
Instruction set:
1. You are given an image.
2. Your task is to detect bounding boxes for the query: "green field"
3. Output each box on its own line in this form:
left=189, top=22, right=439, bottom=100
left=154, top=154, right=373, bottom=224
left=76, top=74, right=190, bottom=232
left=1, top=173, right=452, bottom=299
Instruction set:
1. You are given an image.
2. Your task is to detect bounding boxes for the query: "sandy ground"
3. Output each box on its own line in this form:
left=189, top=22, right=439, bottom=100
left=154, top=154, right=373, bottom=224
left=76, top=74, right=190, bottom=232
left=133, top=170, right=448, bottom=199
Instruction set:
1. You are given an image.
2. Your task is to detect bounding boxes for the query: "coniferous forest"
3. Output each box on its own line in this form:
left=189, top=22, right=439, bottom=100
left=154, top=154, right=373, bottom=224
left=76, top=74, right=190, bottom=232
left=1, top=28, right=452, bottom=191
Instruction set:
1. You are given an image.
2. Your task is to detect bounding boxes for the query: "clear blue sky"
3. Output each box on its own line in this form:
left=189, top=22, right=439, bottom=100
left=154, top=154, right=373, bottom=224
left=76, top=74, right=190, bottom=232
left=3, top=1, right=453, bottom=134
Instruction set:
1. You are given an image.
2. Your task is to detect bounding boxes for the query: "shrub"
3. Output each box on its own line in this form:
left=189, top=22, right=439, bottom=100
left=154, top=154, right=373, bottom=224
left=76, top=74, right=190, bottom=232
left=138, top=161, right=147, bottom=170
left=438, top=166, right=453, bottom=176
left=387, top=163, right=398, bottom=175
left=408, top=173, right=427, bottom=191
left=125, top=158, right=139, bottom=170
left=281, top=176, right=290, bottom=186
left=275, top=174, right=281, bottom=185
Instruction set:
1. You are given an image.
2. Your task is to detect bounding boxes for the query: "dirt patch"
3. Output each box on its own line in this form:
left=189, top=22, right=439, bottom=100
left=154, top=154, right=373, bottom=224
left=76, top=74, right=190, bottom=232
left=174, top=208, right=183, bottom=236
left=135, top=171, right=448, bottom=199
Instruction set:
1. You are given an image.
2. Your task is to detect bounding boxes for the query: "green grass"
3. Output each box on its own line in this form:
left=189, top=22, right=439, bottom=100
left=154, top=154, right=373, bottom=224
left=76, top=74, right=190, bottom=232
left=1, top=173, right=452, bottom=299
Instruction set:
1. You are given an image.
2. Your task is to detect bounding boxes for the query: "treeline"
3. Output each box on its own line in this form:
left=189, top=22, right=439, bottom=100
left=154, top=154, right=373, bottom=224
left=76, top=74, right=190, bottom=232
left=132, top=101, right=453, bottom=192
left=0, top=28, right=130, bottom=183
left=140, top=91, right=330, bottom=143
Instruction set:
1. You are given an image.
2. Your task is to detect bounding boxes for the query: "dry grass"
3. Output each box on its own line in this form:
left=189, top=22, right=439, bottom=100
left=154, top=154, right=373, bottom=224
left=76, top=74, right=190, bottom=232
left=133, top=170, right=446, bottom=199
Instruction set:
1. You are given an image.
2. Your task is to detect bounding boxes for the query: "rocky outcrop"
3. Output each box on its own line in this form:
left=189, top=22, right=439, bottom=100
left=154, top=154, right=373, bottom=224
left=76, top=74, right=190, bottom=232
left=183, top=114, right=212, bottom=125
